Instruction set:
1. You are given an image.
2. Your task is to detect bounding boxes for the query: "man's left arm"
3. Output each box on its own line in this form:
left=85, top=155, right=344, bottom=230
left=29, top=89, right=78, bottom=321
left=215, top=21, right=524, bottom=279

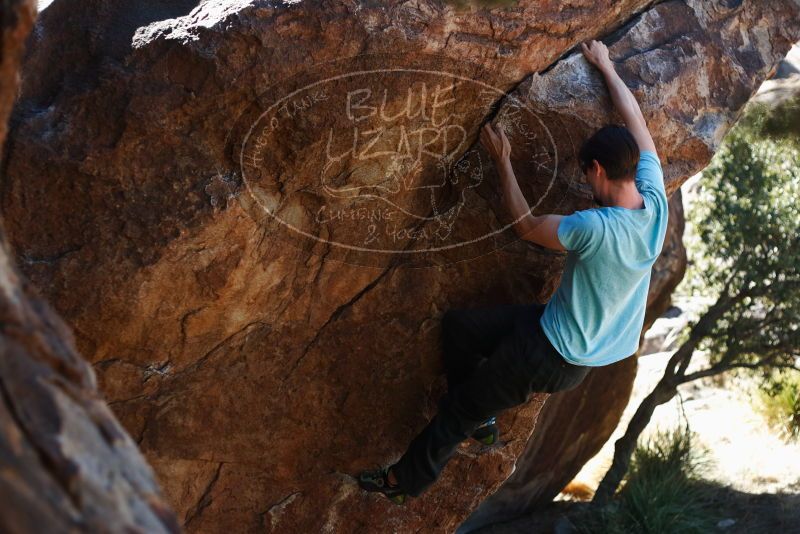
left=480, top=123, right=565, bottom=251
left=495, top=157, right=565, bottom=250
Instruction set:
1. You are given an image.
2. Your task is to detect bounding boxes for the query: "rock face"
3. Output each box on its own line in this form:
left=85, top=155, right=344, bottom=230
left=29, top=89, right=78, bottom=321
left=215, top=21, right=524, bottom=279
left=0, top=1, right=178, bottom=532
left=459, top=190, right=687, bottom=532
left=3, top=0, right=799, bottom=532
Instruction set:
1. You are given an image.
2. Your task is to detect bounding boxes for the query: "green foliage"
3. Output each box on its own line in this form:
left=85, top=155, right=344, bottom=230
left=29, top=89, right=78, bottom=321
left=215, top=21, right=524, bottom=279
left=573, top=426, right=719, bottom=534
left=628, top=424, right=713, bottom=481
left=685, top=120, right=800, bottom=371
left=676, top=97, right=800, bottom=437
left=737, top=93, right=800, bottom=145
left=755, top=367, right=800, bottom=441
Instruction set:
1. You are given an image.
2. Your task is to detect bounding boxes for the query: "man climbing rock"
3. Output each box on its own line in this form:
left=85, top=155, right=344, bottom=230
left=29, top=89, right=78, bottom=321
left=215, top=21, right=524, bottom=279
left=357, top=39, right=668, bottom=505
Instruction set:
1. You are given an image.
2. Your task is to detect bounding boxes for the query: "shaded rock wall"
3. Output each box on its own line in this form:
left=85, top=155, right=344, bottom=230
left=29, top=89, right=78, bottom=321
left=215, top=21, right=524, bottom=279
left=0, top=1, right=178, bottom=532
left=2, top=0, right=799, bottom=532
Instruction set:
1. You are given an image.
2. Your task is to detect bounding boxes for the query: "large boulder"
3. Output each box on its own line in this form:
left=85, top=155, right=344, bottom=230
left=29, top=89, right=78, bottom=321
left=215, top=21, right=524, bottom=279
left=3, top=0, right=798, bottom=532
left=0, top=1, right=178, bottom=532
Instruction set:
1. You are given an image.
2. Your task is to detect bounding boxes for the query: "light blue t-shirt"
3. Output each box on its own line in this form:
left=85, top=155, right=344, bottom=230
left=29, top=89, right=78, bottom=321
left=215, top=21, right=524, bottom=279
left=539, top=151, right=668, bottom=367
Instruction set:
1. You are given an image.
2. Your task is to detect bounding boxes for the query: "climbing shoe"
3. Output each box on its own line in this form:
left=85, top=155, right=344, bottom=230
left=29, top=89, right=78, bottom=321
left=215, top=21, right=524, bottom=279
left=357, top=465, right=407, bottom=505
left=471, top=416, right=499, bottom=445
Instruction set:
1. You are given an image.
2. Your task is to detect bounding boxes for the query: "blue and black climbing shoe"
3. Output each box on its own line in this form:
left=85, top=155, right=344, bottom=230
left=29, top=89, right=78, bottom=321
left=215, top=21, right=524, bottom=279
left=471, top=416, right=499, bottom=445
left=357, top=465, right=407, bottom=505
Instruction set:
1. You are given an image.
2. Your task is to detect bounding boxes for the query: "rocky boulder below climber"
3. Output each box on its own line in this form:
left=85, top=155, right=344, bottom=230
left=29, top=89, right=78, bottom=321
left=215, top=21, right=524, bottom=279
left=0, top=1, right=178, bottom=532
left=3, top=0, right=799, bottom=532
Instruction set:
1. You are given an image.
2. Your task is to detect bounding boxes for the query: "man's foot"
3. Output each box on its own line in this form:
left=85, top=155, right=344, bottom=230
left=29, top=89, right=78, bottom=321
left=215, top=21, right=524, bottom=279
left=357, top=465, right=408, bottom=505
left=471, top=416, right=499, bottom=445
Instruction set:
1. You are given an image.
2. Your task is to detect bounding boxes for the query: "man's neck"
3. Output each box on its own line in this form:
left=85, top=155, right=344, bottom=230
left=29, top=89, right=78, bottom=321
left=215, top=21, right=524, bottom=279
left=602, top=181, right=644, bottom=209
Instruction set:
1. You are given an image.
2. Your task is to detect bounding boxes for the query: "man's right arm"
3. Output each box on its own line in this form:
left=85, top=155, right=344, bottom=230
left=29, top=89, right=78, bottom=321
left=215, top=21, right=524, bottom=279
left=581, top=40, right=657, bottom=155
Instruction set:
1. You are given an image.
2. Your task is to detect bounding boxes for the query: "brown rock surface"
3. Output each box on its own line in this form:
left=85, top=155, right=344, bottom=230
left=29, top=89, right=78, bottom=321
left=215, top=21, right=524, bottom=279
left=0, top=1, right=178, bottom=532
left=459, top=190, right=687, bottom=532
left=2, top=0, right=798, bottom=532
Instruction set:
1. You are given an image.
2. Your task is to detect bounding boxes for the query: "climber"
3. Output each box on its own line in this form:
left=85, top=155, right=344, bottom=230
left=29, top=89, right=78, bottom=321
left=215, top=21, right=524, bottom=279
left=357, top=39, right=668, bottom=505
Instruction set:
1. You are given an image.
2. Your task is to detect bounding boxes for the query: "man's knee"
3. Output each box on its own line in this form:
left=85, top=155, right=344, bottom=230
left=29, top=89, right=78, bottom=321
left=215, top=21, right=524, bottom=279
left=442, top=308, right=475, bottom=340
left=441, top=309, right=462, bottom=350
left=441, top=309, right=462, bottom=332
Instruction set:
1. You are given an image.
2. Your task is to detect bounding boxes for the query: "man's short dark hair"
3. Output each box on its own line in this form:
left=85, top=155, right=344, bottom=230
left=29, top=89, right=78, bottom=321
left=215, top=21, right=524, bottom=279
left=579, top=124, right=640, bottom=180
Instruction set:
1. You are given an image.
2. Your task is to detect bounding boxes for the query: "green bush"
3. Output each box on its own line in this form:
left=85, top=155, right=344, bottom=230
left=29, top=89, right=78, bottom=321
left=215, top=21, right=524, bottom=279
left=737, top=93, right=800, bottom=145
left=573, top=425, right=719, bottom=534
left=756, top=369, right=800, bottom=442
left=698, top=99, right=800, bottom=441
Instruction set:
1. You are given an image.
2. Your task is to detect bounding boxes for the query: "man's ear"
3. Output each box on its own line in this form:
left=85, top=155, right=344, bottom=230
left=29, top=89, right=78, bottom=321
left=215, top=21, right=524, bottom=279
left=592, top=159, right=605, bottom=180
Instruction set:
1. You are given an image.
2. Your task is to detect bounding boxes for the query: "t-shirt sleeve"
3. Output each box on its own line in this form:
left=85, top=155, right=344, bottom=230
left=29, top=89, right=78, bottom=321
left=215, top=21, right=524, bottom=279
left=557, top=209, right=602, bottom=256
left=636, top=150, right=665, bottom=196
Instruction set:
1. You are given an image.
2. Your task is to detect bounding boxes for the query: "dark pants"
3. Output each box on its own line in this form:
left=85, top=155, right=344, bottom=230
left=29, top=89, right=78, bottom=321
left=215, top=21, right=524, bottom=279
left=390, top=303, right=591, bottom=497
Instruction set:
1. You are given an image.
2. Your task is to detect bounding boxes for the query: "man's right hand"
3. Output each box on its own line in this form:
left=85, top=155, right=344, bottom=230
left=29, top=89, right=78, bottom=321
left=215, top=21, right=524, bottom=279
left=581, top=40, right=612, bottom=71
left=580, top=39, right=657, bottom=154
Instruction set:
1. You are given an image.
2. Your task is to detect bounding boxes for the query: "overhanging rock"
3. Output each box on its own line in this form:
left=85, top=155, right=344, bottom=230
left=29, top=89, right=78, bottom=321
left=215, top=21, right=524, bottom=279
left=2, top=0, right=799, bottom=532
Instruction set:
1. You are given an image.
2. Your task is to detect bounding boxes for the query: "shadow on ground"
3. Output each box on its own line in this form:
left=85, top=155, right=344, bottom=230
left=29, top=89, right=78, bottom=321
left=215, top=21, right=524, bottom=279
left=474, top=480, right=800, bottom=533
